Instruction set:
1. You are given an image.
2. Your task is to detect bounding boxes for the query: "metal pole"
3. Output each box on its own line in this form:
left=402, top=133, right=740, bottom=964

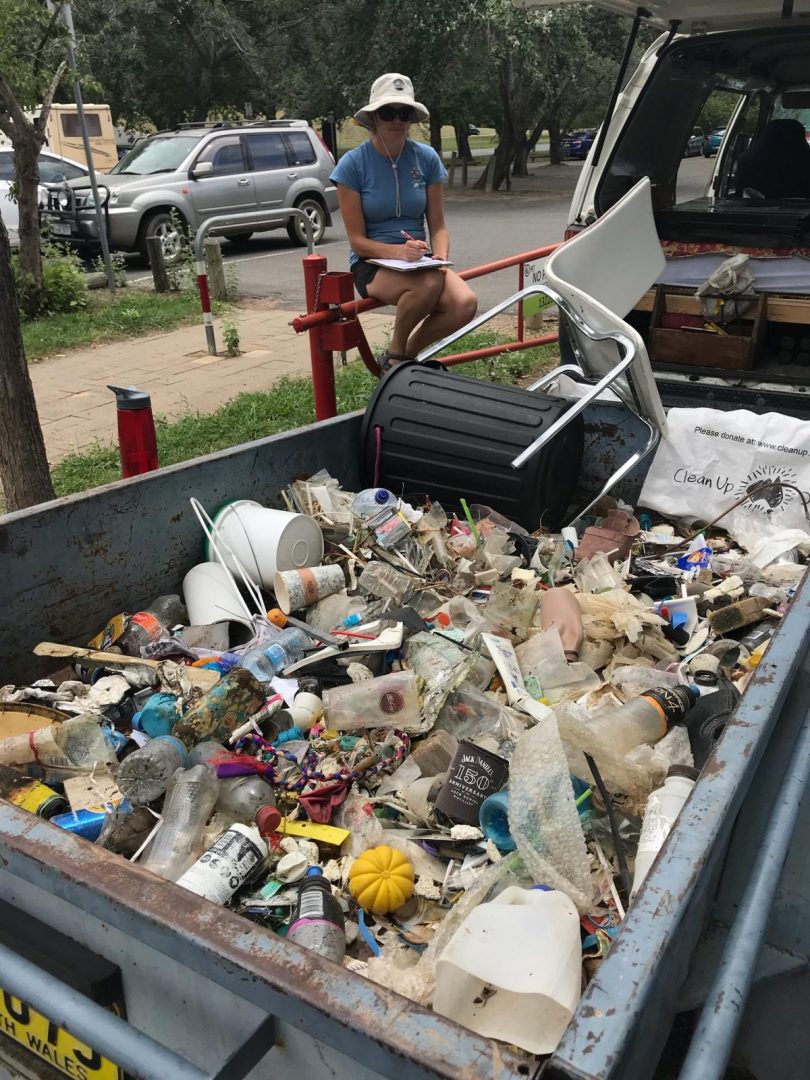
left=58, top=3, right=116, bottom=293
left=0, top=940, right=207, bottom=1080
left=589, top=7, right=649, bottom=170
left=678, top=708, right=810, bottom=1080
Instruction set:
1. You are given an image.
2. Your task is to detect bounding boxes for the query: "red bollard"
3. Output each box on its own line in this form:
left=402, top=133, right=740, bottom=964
left=108, top=385, right=158, bottom=478
left=303, top=253, right=337, bottom=421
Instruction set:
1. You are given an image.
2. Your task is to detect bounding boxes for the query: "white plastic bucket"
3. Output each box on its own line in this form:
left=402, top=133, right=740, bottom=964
left=207, top=500, right=323, bottom=590
left=182, top=562, right=253, bottom=629
left=433, top=885, right=582, bottom=1054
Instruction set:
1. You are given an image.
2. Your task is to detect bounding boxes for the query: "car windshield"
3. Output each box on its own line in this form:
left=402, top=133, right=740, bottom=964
left=109, top=136, right=199, bottom=175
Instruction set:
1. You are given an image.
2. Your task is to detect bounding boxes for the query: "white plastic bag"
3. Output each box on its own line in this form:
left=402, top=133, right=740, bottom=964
left=640, top=407, right=810, bottom=528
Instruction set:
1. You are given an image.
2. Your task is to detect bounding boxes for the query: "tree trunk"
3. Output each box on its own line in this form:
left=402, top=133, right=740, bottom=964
left=454, top=124, right=471, bottom=161
left=429, top=114, right=442, bottom=154
left=547, top=111, right=563, bottom=165
left=511, top=133, right=530, bottom=177
left=0, top=217, right=55, bottom=511
left=13, top=133, right=45, bottom=317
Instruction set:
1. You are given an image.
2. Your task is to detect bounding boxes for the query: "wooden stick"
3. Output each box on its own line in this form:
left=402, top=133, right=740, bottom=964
left=33, top=642, right=219, bottom=692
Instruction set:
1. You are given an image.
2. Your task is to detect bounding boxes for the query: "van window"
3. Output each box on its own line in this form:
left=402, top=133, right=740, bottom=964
left=674, top=88, right=745, bottom=204
left=285, top=132, right=316, bottom=165
left=0, top=154, right=14, bottom=181
left=245, top=133, right=287, bottom=171
left=61, top=113, right=102, bottom=138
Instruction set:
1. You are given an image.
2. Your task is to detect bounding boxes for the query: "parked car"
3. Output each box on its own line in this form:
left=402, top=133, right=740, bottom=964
left=0, top=147, right=88, bottom=247
left=467, top=123, right=481, bottom=136
left=703, top=127, right=726, bottom=156
left=684, top=126, right=705, bottom=156
left=41, top=119, right=338, bottom=264
left=561, top=129, right=596, bottom=160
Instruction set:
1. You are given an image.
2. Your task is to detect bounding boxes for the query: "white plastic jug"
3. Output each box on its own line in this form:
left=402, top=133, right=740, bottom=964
left=433, top=885, right=581, bottom=1055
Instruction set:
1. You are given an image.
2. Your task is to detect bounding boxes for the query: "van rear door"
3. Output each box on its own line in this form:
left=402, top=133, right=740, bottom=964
left=516, top=1, right=810, bottom=32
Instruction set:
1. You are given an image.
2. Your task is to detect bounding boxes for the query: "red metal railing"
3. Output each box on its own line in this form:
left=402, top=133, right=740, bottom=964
left=293, top=242, right=562, bottom=420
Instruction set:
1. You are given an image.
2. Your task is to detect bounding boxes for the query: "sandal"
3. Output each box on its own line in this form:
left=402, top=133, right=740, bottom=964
left=378, top=350, right=414, bottom=376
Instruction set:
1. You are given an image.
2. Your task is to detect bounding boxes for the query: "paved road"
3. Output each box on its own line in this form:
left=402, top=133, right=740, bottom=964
left=127, top=156, right=714, bottom=316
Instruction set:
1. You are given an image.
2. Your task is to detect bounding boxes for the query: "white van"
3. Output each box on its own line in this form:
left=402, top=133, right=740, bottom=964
left=523, top=1, right=810, bottom=416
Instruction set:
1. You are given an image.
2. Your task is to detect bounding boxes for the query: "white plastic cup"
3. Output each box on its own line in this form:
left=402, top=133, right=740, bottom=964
left=274, top=565, right=345, bottom=613
left=207, top=500, right=323, bottom=589
left=183, top=562, right=253, bottom=629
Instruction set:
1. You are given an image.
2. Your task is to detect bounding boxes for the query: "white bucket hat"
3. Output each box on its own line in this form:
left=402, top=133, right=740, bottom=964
left=354, top=73, right=429, bottom=130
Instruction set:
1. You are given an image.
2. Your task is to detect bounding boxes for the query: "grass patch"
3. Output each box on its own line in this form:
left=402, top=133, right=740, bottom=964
left=22, top=288, right=220, bottom=361
left=51, top=331, right=558, bottom=498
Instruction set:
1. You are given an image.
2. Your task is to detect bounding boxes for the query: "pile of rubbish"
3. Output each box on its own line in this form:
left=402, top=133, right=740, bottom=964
left=0, top=471, right=805, bottom=1059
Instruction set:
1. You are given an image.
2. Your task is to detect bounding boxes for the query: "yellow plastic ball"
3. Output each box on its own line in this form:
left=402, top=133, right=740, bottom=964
left=348, top=844, right=415, bottom=915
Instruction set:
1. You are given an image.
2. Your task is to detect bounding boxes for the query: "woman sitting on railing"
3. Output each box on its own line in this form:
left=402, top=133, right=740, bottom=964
left=330, top=73, right=478, bottom=374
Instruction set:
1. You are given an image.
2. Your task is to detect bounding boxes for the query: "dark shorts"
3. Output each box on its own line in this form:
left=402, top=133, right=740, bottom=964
left=351, top=259, right=380, bottom=299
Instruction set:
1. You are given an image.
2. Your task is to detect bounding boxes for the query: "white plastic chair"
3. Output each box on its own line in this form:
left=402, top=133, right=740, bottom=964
left=418, top=177, right=667, bottom=521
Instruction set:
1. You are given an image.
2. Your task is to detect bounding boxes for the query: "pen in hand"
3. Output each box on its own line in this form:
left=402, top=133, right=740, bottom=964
left=401, top=229, right=433, bottom=257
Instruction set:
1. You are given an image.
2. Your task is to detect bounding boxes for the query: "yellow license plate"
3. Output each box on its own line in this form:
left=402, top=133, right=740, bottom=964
left=0, top=989, right=122, bottom=1080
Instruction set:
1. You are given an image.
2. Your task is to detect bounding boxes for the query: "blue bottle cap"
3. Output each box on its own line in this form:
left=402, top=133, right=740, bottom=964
left=305, top=866, right=323, bottom=877
left=374, top=489, right=390, bottom=505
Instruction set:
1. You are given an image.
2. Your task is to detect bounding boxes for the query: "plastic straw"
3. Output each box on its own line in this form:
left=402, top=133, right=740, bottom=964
left=459, top=499, right=481, bottom=546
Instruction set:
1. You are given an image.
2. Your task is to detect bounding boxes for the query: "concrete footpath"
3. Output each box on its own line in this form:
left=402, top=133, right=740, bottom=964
left=30, top=302, right=394, bottom=464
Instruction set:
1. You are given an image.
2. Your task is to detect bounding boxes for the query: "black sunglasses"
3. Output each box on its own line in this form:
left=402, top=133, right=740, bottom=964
left=377, top=105, right=416, bottom=122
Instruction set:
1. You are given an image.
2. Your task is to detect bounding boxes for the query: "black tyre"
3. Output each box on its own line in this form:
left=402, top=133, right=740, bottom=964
left=138, top=209, right=187, bottom=266
left=287, top=197, right=326, bottom=246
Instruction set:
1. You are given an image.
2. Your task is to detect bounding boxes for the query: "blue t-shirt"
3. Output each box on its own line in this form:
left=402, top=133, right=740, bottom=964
left=330, top=139, right=447, bottom=266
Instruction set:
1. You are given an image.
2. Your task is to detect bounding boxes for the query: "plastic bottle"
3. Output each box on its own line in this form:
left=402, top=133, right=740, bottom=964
left=351, top=488, right=398, bottom=518
left=433, top=886, right=582, bottom=1055
left=0, top=764, right=68, bottom=819
left=176, top=823, right=268, bottom=903
left=584, top=686, right=699, bottom=756
left=139, top=765, right=219, bottom=881
left=237, top=627, right=312, bottom=684
left=132, top=692, right=179, bottom=738
left=115, top=735, right=189, bottom=804
left=286, top=866, right=346, bottom=964
left=357, top=561, right=413, bottom=605
left=216, top=776, right=276, bottom=823
left=117, top=595, right=188, bottom=656
left=478, top=789, right=516, bottom=852
left=631, top=765, right=699, bottom=899
left=738, top=620, right=779, bottom=658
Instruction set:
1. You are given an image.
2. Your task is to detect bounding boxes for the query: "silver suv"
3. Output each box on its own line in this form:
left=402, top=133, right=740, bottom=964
left=43, top=120, right=337, bottom=262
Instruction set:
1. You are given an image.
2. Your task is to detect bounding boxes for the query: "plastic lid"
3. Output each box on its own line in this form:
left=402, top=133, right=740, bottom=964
left=107, top=385, right=152, bottom=410
left=667, top=764, right=699, bottom=782
left=373, top=489, right=390, bottom=505
left=305, top=866, right=323, bottom=877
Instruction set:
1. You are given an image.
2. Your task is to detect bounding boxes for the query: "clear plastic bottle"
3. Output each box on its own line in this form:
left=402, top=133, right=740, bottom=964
left=584, top=686, right=699, bottom=756
left=140, top=765, right=219, bottom=881
left=117, top=595, right=188, bottom=656
left=631, top=765, right=699, bottom=899
left=351, top=488, right=398, bottom=518
left=237, top=627, right=312, bottom=683
left=186, top=740, right=277, bottom=821
left=286, top=866, right=346, bottom=964
left=216, top=776, right=276, bottom=823
left=115, top=735, right=189, bottom=804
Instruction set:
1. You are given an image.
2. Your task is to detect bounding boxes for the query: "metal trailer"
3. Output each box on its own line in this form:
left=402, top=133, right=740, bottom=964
left=0, top=406, right=808, bottom=1080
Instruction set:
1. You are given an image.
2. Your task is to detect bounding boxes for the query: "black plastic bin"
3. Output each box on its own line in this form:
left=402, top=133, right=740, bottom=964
left=361, top=361, right=584, bottom=530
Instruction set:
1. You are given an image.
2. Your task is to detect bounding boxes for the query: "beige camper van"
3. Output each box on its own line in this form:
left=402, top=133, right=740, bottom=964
left=42, top=104, right=117, bottom=172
